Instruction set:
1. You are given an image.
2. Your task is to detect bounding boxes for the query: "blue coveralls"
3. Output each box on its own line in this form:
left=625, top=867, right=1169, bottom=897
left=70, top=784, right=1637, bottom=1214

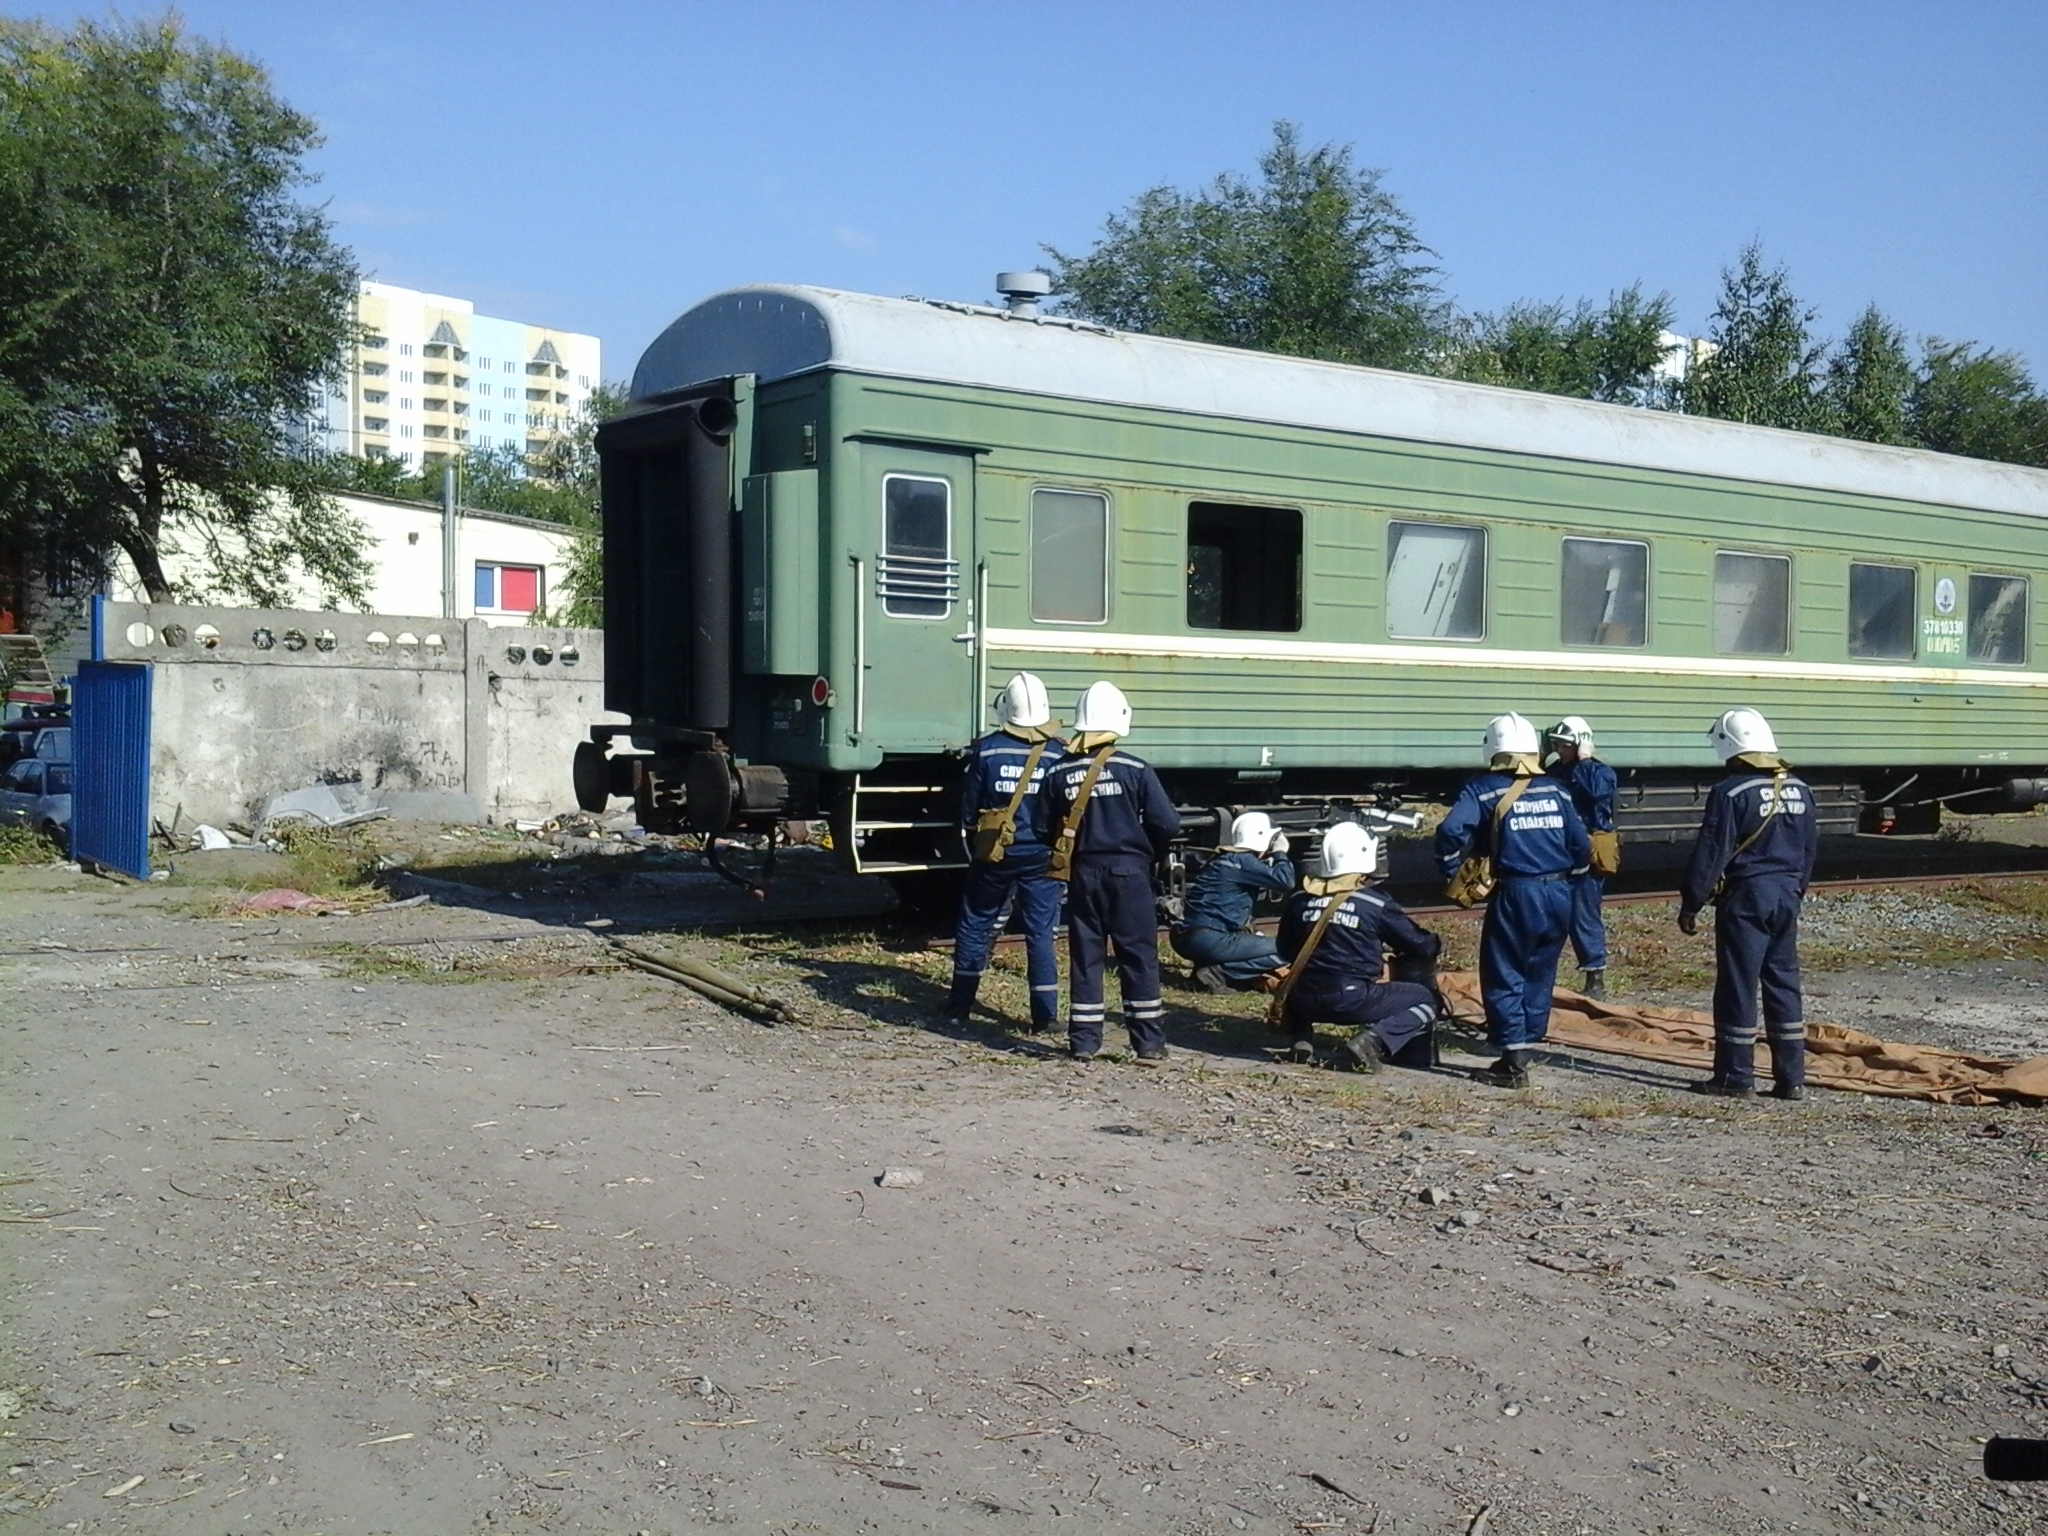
left=946, top=729, right=1065, bottom=1028
left=1679, top=763, right=1821, bottom=1090
left=1559, top=757, right=1618, bottom=972
left=1170, top=849, right=1297, bottom=982
left=1277, top=883, right=1442, bottom=1058
left=1043, top=746, right=1182, bottom=1056
left=1436, top=772, right=1591, bottom=1055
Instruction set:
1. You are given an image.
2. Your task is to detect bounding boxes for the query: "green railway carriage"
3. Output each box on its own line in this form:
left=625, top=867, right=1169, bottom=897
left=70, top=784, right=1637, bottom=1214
left=578, top=283, right=2048, bottom=876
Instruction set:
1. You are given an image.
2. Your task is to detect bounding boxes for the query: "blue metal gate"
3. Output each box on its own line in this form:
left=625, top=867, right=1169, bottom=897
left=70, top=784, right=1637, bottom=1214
left=71, top=660, right=153, bottom=879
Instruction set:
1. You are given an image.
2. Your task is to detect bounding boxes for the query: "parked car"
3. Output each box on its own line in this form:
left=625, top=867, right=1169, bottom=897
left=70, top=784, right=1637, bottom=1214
left=0, top=757, right=71, bottom=852
left=0, top=715, right=69, bottom=769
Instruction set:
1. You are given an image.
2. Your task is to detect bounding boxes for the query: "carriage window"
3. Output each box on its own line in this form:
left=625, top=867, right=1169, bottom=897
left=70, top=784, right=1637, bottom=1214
left=1848, top=563, right=1916, bottom=659
left=1969, top=573, right=2028, bottom=665
left=1560, top=538, right=1648, bottom=647
left=1714, top=551, right=1791, bottom=655
left=1387, top=521, right=1486, bottom=640
left=1031, top=488, right=1109, bottom=624
left=878, top=474, right=955, bottom=619
left=1187, top=502, right=1300, bottom=632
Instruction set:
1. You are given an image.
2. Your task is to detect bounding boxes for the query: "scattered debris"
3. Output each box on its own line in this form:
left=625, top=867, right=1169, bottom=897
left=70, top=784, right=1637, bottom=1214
left=261, top=782, right=392, bottom=829
left=227, top=887, right=352, bottom=916
left=877, top=1167, right=925, bottom=1189
left=191, top=824, right=234, bottom=850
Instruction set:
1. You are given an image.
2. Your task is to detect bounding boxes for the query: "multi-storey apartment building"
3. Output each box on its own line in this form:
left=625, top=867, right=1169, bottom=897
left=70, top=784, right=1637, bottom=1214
left=315, top=282, right=601, bottom=466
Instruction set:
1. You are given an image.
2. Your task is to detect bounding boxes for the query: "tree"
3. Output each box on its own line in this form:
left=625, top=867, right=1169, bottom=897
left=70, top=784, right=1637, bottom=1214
left=1045, top=122, right=1449, bottom=370
left=0, top=16, right=369, bottom=607
left=1910, top=341, right=2048, bottom=468
left=1680, top=244, right=1828, bottom=431
left=1445, top=285, right=1676, bottom=405
left=1820, top=305, right=1915, bottom=446
left=323, top=381, right=627, bottom=624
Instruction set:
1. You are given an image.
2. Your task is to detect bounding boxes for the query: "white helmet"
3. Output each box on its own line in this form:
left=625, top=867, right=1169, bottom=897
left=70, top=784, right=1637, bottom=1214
left=1226, top=811, right=1277, bottom=852
left=1320, top=821, right=1382, bottom=878
left=1072, top=680, right=1132, bottom=737
left=1547, top=716, right=1595, bottom=756
left=995, top=672, right=1052, bottom=730
left=1483, top=712, right=1540, bottom=760
left=1709, top=707, right=1777, bottom=759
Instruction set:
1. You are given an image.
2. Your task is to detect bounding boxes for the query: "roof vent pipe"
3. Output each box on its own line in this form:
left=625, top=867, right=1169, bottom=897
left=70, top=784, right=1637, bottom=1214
left=995, top=270, right=1051, bottom=316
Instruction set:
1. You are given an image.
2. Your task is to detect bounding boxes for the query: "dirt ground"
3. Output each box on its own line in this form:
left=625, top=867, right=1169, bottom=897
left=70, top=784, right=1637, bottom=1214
left=3, top=835, right=2047, bottom=1536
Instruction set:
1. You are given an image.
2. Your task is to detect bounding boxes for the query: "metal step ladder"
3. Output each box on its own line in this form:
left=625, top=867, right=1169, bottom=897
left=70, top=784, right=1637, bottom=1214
left=0, top=633, right=58, bottom=699
left=844, top=771, right=968, bottom=875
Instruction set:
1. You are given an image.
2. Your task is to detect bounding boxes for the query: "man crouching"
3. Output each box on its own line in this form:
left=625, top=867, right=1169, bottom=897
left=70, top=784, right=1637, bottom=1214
left=1273, top=822, right=1443, bottom=1069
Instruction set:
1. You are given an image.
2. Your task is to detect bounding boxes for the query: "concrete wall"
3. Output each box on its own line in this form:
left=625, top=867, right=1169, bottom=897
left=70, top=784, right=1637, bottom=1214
left=96, top=601, right=620, bottom=828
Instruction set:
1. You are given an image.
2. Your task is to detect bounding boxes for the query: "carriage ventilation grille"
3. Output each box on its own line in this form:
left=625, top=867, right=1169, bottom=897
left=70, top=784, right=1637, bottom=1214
left=875, top=554, right=960, bottom=604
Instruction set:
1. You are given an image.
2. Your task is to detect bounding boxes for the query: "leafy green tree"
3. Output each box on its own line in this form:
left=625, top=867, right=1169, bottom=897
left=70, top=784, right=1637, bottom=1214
left=1446, top=285, right=1675, bottom=405
left=1045, top=121, right=1449, bottom=369
left=324, top=382, right=626, bottom=624
left=0, top=16, right=368, bottom=607
left=1910, top=341, right=2048, bottom=468
left=1681, top=244, right=1828, bottom=431
left=1820, top=305, right=1915, bottom=445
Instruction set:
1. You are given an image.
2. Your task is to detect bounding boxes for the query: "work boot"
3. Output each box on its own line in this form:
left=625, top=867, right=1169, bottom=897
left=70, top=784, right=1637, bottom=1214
left=1471, top=1053, right=1530, bottom=1090
left=936, top=980, right=976, bottom=1028
left=1770, top=1083, right=1806, bottom=1102
left=1580, top=969, right=1607, bottom=1001
left=1688, top=1078, right=1755, bottom=1098
left=1191, top=965, right=1232, bottom=995
left=1134, top=1047, right=1169, bottom=1066
left=1337, top=1032, right=1385, bottom=1073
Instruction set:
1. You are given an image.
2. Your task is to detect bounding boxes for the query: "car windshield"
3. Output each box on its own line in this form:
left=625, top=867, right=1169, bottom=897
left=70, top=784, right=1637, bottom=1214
left=46, top=765, right=72, bottom=794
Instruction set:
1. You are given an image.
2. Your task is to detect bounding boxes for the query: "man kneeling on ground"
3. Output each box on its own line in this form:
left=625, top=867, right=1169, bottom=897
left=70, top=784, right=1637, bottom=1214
left=1274, top=822, right=1443, bottom=1069
left=1170, top=811, right=1296, bottom=992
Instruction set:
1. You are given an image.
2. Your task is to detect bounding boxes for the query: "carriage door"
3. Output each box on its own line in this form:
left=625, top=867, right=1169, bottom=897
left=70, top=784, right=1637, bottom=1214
left=861, top=447, right=980, bottom=750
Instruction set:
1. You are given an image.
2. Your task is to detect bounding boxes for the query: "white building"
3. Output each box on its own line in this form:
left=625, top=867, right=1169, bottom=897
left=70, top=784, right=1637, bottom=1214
left=314, top=281, right=602, bottom=467
left=109, top=492, right=582, bottom=627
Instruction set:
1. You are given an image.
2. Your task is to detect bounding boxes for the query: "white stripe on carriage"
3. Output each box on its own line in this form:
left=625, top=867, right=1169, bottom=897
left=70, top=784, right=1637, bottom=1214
left=984, top=628, right=2048, bottom=690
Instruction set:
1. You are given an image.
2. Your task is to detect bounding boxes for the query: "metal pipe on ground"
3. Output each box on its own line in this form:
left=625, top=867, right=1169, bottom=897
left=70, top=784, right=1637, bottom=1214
left=610, top=940, right=793, bottom=1023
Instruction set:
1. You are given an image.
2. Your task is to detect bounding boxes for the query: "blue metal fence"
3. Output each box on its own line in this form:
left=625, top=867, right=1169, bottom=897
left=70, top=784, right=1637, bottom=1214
left=71, top=660, right=153, bottom=879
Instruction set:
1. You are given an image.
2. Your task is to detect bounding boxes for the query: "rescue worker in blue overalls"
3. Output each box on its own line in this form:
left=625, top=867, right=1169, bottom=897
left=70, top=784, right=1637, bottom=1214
left=1170, top=811, right=1295, bottom=992
left=1436, top=712, right=1591, bottom=1089
left=941, top=673, right=1065, bottom=1031
left=1044, top=681, right=1182, bottom=1063
left=1276, top=821, right=1442, bottom=1069
left=1678, top=708, right=1820, bottom=1100
left=1546, top=716, right=1618, bottom=1000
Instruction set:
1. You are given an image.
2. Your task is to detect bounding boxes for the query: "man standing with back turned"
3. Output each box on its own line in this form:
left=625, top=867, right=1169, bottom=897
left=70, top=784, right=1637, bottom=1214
left=1678, top=708, right=1821, bottom=1101
left=1436, top=713, right=1590, bottom=1089
left=941, top=672, right=1065, bottom=1032
left=1044, top=681, right=1182, bottom=1063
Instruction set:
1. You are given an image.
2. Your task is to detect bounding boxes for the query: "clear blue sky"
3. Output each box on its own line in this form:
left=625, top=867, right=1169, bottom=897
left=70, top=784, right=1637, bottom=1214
left=27, top=1, right=2048, bottom=382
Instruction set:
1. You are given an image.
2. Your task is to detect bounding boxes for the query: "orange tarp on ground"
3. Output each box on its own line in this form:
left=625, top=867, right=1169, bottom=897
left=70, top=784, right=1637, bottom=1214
left=1436, top=972, right=2048, bottom=1107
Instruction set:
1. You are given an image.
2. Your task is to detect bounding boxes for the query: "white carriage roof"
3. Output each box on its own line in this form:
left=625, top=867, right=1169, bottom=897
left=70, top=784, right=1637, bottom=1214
left=633, top=285, right=2048, bottom=518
